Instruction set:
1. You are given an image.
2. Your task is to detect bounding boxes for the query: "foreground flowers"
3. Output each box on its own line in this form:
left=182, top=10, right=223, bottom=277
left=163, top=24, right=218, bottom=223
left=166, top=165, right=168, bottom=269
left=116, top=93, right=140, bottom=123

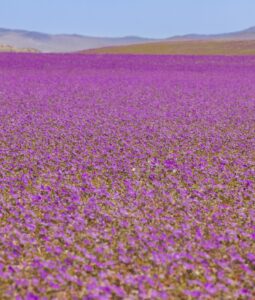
left=0, top=53, right=254, bottom=299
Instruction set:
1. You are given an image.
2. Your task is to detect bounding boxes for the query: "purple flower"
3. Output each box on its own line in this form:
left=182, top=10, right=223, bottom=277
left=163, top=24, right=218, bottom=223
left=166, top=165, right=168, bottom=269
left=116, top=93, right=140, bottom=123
left=0, top=53, right=254, bottom=300
left=164, top=159, right=177, bottom=170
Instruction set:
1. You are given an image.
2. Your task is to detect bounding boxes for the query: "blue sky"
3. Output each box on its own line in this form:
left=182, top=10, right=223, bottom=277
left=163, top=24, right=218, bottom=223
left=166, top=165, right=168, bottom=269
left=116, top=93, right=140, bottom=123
left=1, top=0, right=255, bottom=38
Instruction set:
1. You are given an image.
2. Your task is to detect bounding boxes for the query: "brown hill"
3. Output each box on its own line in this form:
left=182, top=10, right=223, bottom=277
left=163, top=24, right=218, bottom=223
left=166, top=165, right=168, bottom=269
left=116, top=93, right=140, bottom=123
left=83, top=40, right=255, bottom=55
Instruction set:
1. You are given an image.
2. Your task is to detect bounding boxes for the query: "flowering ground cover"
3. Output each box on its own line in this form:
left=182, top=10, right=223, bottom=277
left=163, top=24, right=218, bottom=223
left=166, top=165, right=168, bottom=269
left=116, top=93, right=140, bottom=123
left=0, top=53, right=254, bottom=299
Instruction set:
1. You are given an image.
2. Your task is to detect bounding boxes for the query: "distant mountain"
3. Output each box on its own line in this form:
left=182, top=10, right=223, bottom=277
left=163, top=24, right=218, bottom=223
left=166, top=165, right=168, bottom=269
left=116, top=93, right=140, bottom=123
left=0, top=28, right=155, bottom=53
left=169, top=26, right=255, bottom=41
left=243, top=26, right=255, bottom=33
left=1, top=26, right=255, bottom=53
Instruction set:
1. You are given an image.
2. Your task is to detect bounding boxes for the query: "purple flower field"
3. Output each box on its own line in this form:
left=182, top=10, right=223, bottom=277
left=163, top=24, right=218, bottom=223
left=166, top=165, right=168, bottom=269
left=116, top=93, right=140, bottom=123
left=0, top=53, right=255, bottom=299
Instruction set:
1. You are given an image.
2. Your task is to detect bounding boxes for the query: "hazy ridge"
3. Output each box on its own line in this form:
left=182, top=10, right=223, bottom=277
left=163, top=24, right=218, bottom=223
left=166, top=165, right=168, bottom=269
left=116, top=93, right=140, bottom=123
left=0, top=28, right=155, bottom=53
left=0, top=26, right=255, bottom=53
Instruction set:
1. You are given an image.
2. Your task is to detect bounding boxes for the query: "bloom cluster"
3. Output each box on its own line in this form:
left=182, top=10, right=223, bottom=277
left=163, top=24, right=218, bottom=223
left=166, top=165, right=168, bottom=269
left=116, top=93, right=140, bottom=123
left=0, top=53, right=254, bottom=299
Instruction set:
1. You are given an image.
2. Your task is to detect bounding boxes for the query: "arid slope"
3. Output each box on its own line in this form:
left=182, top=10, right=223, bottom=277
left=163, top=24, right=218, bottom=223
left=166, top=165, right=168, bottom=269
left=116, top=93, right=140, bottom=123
left=83, top=40, right=255, bottom=55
